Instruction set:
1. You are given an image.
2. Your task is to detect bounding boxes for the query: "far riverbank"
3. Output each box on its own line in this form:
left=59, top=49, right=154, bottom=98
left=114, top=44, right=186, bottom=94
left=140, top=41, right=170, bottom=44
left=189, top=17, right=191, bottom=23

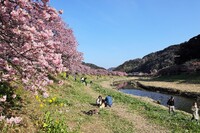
left=112, top=75, right=200, bottom=100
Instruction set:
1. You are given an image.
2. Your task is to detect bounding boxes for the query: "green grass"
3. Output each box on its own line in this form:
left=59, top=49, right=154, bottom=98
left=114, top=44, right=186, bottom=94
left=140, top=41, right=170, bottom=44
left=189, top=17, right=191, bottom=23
left=0, top=74, right=95, bottom=132
left=152, top=73, right=200, bottom=84
left=91, top=83, right=200, bottom=132
left=2, top=74, right=199, bottom=132
left=99, top=109, right=135, bottom=133
left=39, top=75, right=136, bottom=133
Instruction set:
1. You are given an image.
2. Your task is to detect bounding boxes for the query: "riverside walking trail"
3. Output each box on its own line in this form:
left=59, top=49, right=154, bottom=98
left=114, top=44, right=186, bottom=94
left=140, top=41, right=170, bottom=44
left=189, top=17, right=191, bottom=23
left=4, top=75, right=200, bottom=132
left=83, top=77, right=169, bottom=133
left=80, top=75, right=200, bottom=133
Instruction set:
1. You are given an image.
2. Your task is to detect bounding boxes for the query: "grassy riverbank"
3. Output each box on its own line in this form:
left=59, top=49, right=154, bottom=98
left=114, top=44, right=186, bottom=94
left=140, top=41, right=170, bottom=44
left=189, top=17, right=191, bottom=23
left=137, top=74, right=200, bottom=93
left=1, top=75, right=200, bottom=132
left=93, top=78, right=200, bottom=132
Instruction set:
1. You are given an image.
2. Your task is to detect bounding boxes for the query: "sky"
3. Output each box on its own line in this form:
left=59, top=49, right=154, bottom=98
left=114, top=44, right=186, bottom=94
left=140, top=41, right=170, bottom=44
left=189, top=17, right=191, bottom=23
left=50, top=0, right=200, bottom=69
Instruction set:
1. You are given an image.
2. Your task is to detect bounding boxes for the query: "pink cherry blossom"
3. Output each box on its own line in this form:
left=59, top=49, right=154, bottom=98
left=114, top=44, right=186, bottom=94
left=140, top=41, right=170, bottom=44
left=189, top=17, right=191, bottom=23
left=0, top=0, right=83, bottom=94
left=43, top=92, right=49, bottom=98
left=58, top=10, right=63, bottom=14
left=6, top=117, right=22, bottom=124
left=0, top=95, right=7, bottom=102
left=0, top=115, right=5, bottom=121
left=12, top=94, right=17, bottom=99
left=42, top=0, right=49, bottom=4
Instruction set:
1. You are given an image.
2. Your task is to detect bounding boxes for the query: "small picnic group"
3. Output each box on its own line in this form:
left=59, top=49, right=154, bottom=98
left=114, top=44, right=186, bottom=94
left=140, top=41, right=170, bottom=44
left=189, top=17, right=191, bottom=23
left=167, top=96, right=199, bottom=122
left=84, top=95, right=113, bottom=115
left=96, top=95, right=112, bottom=108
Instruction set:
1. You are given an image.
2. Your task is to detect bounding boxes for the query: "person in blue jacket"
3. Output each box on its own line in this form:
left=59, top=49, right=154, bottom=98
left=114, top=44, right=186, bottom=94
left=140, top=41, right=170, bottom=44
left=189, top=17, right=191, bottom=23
left=105, top=95, right=113, bottom=107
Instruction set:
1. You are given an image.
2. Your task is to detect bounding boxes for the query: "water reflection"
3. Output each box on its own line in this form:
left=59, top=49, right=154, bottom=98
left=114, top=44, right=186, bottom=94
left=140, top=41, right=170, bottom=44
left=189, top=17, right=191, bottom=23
left=120, top=88, right=195, bottom=113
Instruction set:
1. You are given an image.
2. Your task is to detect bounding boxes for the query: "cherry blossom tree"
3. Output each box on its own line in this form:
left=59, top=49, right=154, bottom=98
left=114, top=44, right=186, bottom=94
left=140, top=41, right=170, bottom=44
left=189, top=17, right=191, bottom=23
left=0, top=0, right=82, bottom=93
left=76, top=64, right=127, bottom=76
left=0, top=0, right=126, bottom=97
left=47, top=15, right=83, bottom=73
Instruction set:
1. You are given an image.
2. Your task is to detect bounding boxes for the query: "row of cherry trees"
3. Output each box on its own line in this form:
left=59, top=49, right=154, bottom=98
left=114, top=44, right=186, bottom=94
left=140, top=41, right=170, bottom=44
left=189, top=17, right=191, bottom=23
left=0, top=0, right=126, bottom=126
left=0, top=0, right=126, bottom=94
left=76, top=65, right=127, bottom=76
left=0, top=0, right=83, bottom=94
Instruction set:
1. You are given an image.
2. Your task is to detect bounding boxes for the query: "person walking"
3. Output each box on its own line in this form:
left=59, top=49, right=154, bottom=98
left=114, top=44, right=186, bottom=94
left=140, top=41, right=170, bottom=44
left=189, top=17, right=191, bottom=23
left=191, top=102, right=199, bottom=122
left=167, top=96, right=175, bottom=114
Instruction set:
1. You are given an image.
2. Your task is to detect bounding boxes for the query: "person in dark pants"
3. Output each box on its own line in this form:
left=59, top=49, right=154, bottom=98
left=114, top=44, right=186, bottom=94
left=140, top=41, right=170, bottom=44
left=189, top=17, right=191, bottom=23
left=167, top=96, right=175, bottom=114
left=84, top=77, right=87, bottom=86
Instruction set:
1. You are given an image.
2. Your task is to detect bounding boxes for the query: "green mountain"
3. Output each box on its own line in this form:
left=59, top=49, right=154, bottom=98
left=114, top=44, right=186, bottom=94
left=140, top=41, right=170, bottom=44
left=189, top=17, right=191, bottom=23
left=114, top=34, right=200, bottom=75
left=114, top=45, right=180, bottom=74
left=82, top=62, right=106, bottom=70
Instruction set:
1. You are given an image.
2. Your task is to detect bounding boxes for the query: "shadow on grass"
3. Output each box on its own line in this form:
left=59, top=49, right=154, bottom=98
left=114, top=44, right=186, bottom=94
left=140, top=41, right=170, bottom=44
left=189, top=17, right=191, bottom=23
left=0, top=82, right=23, bottom=118
left=90, top=103, right=98, bottom=107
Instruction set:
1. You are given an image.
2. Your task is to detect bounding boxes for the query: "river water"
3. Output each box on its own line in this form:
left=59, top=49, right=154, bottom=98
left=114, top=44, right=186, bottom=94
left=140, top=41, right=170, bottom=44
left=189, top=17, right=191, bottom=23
left=120, top=88, right=195, bottom=113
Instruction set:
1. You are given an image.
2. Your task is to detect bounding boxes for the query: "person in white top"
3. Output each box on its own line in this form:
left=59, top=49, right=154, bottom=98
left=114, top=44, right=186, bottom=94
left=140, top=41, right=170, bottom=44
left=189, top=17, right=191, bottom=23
left=191, top=102, right=199, bottom=121
left=96, top=95, right=102, bottom=107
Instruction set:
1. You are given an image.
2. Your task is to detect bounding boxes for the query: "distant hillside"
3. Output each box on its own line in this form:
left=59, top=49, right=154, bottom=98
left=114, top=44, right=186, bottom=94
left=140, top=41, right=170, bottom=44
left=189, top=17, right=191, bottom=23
left=159, top=34, right=200, bottom=75
left=114, top=45, right=180, bottom=74
left=82, top=62, right=106, bottom=70
left=114, top=34, right=200, bottom=75
left=107, top=67, right=116, bottom=71
left=175, top=34, right=200, bottom=65
left=113, top=58, right=142, bottom=73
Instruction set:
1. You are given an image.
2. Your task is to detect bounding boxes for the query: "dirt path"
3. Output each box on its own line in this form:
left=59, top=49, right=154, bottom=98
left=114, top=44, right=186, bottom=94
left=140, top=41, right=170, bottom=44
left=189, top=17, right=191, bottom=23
left=81, top=116, right=111, bottom=133
left=84, top=81, right=169, bottom=133
left=111, top=104, right=168, bottom=133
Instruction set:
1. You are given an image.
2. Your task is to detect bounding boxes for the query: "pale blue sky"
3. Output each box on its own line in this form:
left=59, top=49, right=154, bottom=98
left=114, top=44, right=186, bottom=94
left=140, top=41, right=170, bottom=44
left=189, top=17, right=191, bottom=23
left=50, top=0, right=200, bottom=69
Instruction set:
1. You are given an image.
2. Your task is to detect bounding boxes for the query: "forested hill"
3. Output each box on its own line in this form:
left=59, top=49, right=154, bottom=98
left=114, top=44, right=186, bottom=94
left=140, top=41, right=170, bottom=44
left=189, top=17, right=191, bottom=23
left=82, top=62, right=106, bottom=70
left=114, top=45, right=180, bottom=73
left=175, top=34, right=200, bottom=64
left=114, top=34, right=200, bottom=75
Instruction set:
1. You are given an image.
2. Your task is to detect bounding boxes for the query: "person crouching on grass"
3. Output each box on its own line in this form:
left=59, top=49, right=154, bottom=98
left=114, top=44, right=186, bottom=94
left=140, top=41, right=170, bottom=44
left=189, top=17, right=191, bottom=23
left=167, top=96, right=175, bottom=114
left=96, top=95, right=102, bottom=107
left=105, top=95, right=113, bottom=107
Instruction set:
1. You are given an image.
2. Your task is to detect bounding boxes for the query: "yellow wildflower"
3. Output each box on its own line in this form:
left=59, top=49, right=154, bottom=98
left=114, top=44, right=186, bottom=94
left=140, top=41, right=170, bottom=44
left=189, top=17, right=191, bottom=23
left=49, top=99, right=53, bottom=103
left=60, top=103, right=64, bottom=107
left=36, top=95, right=39, bottom=100
left=40, top=104, right=44, bottom=108
left=43, top=123, right=48, bottom=128
left=52, top=97, right=56, bottom=102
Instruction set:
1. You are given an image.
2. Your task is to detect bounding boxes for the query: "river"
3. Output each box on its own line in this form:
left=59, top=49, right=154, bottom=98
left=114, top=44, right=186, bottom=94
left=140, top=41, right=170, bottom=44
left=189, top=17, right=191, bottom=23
left=120, top=88, right=195, bottom=113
